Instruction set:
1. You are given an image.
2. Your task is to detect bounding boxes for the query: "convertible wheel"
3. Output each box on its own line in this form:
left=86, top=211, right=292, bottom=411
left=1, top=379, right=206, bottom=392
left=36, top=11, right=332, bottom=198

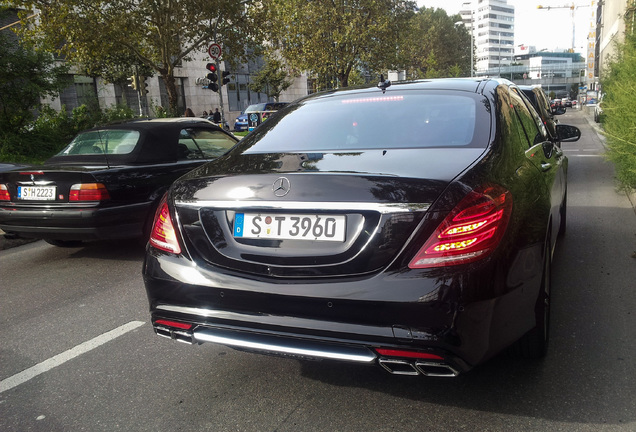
left=513, top=239, right=551, bottom=359
left=44, top=239, right=84, bottom=248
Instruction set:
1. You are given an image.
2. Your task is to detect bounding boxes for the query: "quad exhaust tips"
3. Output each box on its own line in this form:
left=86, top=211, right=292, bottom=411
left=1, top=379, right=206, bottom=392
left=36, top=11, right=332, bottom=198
left=378, top=358, right=459, bottom=377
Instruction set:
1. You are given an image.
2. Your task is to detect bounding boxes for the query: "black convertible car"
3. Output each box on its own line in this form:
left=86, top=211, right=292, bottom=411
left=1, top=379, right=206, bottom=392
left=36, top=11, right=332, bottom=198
left=143, top=78, right=581, bottom=376
left=0, top=118, right=238, bottom=246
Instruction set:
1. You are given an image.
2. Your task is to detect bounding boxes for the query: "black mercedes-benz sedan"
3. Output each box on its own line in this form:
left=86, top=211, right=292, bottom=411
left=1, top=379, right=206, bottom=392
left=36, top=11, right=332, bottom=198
left=143, top=78, right=581, bottom=376
left=0, top=118, right=238, bottom=246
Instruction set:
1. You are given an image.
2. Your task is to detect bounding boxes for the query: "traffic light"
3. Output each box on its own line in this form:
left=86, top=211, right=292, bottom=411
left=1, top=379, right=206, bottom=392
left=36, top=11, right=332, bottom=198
left=206, top=63, right=219, bottom=92
left=139, top=76, right=149, bottom=96
left=127, top=75, right=138, bottom=91
left=221, top=71, right=231, bottom=86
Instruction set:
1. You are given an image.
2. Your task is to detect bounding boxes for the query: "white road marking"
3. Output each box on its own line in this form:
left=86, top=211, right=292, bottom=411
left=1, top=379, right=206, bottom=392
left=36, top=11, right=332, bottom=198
left=0, top=321, right=145, bottom=393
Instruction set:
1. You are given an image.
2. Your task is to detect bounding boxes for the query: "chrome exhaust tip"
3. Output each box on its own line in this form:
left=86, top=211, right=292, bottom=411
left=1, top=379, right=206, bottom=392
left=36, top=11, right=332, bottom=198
left=378, top=358, right=420, bottom=376
left=415, top=361, right=459, bottom=377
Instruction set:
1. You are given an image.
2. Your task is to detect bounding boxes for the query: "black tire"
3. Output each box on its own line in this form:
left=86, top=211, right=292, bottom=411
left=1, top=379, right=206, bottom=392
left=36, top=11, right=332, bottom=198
left=558, top=190, right=567, bottom=237
left=514, top=240, right=551, bottom=359
left=44, top=239, right=84, bottom=248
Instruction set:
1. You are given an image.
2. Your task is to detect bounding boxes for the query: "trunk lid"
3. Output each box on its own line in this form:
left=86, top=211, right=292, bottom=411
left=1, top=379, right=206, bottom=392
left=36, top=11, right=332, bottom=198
left=174, top=148, right=485, bottom=278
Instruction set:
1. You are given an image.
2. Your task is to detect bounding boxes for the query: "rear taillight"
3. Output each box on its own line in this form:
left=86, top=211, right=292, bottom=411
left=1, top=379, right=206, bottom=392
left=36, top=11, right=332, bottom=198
left=0, top=184, right=10, bottom=201
left=69, top=183, right=110, bottom=201
left=409, top=185, right=512, bottom=269
left=149, top=199, right=181, bottom=254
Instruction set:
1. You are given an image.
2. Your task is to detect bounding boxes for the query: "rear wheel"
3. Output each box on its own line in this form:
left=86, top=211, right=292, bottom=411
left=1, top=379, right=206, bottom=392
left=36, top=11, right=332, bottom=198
left=514, top=239, right=551, bottom=358
left=44, top=239, right=84, bottom=248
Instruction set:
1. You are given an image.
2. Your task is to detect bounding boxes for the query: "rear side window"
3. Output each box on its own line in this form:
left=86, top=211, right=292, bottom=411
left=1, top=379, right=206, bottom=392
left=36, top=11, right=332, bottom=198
left=57, top=130, right=141, bottom=156
left=242, top=91, right=490, bottom=153
left=178, top=128, right=237, bottom=160
left=509, top=88, right=548, bottom=146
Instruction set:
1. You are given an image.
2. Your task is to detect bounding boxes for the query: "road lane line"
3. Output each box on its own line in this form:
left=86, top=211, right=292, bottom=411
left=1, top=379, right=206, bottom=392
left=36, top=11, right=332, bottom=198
left=0, top=320, right=145, bottom=393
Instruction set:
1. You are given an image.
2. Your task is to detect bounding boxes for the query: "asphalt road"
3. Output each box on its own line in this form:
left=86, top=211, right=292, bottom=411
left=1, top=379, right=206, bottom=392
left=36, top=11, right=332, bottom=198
left=1, top=109, right=635, bottom=431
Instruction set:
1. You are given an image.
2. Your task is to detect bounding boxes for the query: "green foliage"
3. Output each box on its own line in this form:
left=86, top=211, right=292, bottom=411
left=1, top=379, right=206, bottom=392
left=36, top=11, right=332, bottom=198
left=249, top=56, right=294, bottom=101
left=601, top=32, right=636, bottom=190
left=263, top=0, right=417, bottom=89
left=14, top=0, right=263, bottom=112
left=0, top=104, right=137, bottom=164
left=0, top=25, right=69, bottom=137
left=400, top=8, right=472, bottom=79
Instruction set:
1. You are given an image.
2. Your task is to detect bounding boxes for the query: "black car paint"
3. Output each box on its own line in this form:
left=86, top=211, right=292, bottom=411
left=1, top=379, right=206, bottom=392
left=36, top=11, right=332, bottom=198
left=0, top=119, right=238, bottom=242
left=143, top=79, right=578, bottom=374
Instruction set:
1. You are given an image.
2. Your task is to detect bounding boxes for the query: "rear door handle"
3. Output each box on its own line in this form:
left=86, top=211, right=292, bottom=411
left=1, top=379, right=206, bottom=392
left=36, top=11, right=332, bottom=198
left=541, top=163, right=551, bottom=171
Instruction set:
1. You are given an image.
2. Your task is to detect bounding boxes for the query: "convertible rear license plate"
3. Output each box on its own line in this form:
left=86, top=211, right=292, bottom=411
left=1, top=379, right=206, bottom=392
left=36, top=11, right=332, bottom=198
left=233, top=213, right=346, bottom=242
left=17, top=186, right=56, bottom=200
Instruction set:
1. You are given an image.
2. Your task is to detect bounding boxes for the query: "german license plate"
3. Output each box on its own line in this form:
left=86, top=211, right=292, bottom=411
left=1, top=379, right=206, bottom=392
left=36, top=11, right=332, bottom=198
left=17, top=186, right=56, bottom=200
left=234, top=213, right=346, bottom=242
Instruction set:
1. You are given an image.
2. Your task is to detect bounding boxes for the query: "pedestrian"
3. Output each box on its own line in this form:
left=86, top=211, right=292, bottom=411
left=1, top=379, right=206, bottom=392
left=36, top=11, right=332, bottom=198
left=213, top=108, right=221, bottom=123
left=184, top=107, right=195, bottom=117
left=201, top=110, right=208, bottom=117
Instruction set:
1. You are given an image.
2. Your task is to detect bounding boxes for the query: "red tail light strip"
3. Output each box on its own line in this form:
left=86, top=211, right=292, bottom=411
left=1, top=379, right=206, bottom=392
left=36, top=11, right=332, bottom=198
left=69, top=183, right=111, bottom=201
left=375, top=348, right=444, bottom=360
left=149, top=199, right=182, bottom=254
left=155, top=319, right=192, bottom=330
left=0, top=184, right=10, bottom=201
left=409, top=185, right=513, bottom=269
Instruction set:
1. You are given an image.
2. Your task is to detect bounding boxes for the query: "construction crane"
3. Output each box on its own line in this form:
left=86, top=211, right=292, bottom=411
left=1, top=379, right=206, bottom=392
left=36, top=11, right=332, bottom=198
left=537, top=3, right=590, bottom=53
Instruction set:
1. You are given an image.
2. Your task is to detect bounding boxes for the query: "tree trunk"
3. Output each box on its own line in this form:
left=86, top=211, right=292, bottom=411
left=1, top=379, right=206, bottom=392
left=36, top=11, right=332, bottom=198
left=161, top=72, right=179, bottom=116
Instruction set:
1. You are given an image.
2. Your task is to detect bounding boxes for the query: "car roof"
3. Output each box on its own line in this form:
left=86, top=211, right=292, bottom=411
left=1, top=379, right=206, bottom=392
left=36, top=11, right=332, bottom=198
left=298, top=78, right=505, bottom=102
left=45, top=118, right=233, bottom=165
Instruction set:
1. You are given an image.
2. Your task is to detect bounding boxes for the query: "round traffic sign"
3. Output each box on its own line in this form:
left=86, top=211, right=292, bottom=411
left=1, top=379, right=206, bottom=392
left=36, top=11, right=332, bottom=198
left=208, top=43, right=222, bottom=60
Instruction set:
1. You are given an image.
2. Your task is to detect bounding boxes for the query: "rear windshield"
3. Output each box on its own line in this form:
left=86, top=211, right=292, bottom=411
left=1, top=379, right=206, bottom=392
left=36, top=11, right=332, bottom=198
left=56, top=130, right=141, bottom=156
left=242, top=91, right=489, bottom=153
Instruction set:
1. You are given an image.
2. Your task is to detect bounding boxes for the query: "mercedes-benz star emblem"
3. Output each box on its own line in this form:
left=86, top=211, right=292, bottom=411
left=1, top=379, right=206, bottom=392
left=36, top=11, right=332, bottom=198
left=272, top=177, right=291, bottom=197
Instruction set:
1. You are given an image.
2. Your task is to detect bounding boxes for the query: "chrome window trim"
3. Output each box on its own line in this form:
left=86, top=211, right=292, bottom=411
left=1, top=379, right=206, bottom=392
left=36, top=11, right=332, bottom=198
left=175, top=200, right=430, bottom=214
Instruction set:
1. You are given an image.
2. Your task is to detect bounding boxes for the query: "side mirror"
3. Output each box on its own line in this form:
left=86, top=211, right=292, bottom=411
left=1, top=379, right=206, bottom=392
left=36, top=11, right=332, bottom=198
left=553, top=107, right=566, bottom=115
left=556, top=124, right=581, bottom=142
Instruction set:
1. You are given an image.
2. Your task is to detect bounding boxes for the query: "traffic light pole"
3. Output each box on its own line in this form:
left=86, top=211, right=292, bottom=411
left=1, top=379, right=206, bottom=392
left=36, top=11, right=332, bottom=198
left=216, top=58, right=226, bottom=128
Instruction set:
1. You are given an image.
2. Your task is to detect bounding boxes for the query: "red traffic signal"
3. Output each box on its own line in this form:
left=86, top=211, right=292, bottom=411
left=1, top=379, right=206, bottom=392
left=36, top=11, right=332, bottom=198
left=206, top=63, right=216, bottom=72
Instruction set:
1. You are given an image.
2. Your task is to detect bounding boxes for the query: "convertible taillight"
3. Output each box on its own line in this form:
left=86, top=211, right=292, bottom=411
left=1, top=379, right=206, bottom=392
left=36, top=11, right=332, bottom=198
left=409, top=185, right=512, bottom=269
left=149, top=200, right=181, bottom=254
left=0, top=184, right=10, bottom=201
left=69, top=183, right=110, bottom=201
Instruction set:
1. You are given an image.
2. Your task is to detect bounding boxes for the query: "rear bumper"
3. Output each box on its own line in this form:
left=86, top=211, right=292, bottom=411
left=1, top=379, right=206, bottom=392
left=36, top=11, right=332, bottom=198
left=143, top=246, right=544, bottom=374
left=0, top=202, right=149, bottom=240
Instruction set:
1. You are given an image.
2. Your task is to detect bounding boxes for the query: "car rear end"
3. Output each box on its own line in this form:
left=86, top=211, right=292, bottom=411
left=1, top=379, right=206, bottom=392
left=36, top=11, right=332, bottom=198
left=143, top=80, right=545, bottom=375
left=0, top=166, right=146, bottom=241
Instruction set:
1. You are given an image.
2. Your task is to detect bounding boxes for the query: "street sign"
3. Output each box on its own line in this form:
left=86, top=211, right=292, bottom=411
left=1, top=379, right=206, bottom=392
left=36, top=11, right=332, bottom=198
left=208, top=43, right=222, bottom=60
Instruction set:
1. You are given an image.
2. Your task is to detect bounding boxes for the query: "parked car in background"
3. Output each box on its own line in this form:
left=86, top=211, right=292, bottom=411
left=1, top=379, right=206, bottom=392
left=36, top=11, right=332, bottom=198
left=245, top=102, right=289, bottom=131
left=234, top=112, right=248, bottom=132
left=594, top=94, right=605, bottom=123
left=143, top=78, right=581, bottom=376
left=0, top=118, right=238, bottom=247
left=519, top=85, right=565, bottom=142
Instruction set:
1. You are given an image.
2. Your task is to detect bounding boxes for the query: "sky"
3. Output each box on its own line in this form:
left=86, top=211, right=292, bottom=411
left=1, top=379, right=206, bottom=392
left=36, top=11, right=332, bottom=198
left=416, top=0, right=595, bottom=54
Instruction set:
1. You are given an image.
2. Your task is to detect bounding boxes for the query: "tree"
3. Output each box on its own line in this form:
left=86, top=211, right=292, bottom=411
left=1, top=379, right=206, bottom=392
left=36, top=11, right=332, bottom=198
left=248, top=56, right=294, bottom=102
left=0, top=24, right=69, bottom=138
left=262, top=0, right=417, bottom=89
left=398, top=8, right=472, bottom=79
left=15, top=0, right=262, bottom=114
